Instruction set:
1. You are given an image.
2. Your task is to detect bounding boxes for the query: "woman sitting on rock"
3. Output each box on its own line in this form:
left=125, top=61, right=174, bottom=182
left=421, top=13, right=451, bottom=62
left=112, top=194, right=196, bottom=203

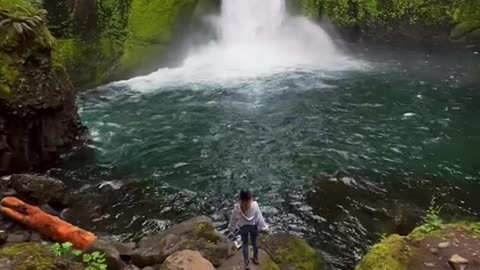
left=229, top=189, right=269, bottom=269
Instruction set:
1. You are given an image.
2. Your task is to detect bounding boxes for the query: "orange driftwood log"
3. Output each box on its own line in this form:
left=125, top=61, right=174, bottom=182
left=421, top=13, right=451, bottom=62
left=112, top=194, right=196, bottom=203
left=0, top=196, right=97, bottom=250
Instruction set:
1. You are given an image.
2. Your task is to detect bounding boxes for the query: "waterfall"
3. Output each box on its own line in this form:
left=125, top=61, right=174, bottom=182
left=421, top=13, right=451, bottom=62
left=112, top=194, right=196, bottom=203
left=123, top=0, right=363, bottom=90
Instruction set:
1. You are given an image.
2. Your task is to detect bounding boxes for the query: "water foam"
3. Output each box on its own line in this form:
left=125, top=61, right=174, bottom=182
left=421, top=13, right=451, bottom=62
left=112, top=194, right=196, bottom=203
left=120, top=0, right=365, bottom=91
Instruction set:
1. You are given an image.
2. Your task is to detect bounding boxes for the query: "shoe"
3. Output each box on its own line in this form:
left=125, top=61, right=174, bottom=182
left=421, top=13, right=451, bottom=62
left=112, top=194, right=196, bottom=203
left=244, top=260, right=250, bottom=270
left=252, top=258, right=259, bottom=265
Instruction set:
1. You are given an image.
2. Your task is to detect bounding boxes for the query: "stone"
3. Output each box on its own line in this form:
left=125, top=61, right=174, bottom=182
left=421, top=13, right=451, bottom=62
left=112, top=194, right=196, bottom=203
left=9, top=174, right=68, bottom=206
left=448, top=254, right=469, bottom=270
left=429, top=247, right=439, bottom=255
left=438, top=242, right=451, bottom=249
left=424, top=262, right=435, bottom=267
left=0, top=230, right=7, bottom=244
left=160, top=250, right=215, bottom=270
left=132, top=216, right=233, bottom=267
left=85, top=238, right=127, bottom=270
left=6, top=232, right=29, bottom=243
left=217, top=248, right=280, bottom=270
left=142, top=267, right=155, bottom=270
left=260, top=233, right=324, bottom=270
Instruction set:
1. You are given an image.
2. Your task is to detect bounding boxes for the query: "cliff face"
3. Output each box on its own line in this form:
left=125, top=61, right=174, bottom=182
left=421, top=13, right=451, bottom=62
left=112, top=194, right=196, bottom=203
left=47, top=0, right=199, bottom=87
left=301, top=0, right=480, bottom=45
left=0, top=0, right=84, bottom=174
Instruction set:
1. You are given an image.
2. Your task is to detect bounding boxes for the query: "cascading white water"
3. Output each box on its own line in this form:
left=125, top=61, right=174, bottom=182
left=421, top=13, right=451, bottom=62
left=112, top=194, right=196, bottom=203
left=123, top=0, right=364, bottom=90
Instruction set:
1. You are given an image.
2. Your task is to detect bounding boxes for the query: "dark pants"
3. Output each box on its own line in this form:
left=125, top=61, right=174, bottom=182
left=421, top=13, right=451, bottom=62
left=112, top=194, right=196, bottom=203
left=240, top=225, right=258, bottom=264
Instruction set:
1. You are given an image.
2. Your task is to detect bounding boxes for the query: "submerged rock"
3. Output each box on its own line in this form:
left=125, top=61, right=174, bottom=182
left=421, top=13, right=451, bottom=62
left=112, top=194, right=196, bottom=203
left=160, top=250, right=215, bottom=270
left=260, top=233, right=325, bottom=270
left=131, top=216, right=233, bottom=267
left=0, top=242, right=84, bottom=269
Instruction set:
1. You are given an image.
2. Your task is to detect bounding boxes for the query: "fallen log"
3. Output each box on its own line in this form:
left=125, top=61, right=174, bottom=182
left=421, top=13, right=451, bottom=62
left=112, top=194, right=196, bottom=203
left=0, top=196, right=96, bottom=250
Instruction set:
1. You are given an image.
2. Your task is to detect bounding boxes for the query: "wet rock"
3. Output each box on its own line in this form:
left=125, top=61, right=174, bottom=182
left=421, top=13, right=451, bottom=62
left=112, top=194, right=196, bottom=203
left=448, top=254, right=469, bottom=270
left=260, top=233, right=325, bottom=270
left=132, top=216, right=233, bottom=267
left=6, top=231, right=29, bottom=243
left=438, top=242, right=451, bottom=249
left=161, top=250, right=215, bottom=270
left=217, top=248, right=279, bottom=270
left=9, top=174, right=68, bottom=206
left=0, top=243, right=84, bottom=269
left=0, top=230, right=7, bottom=244
left=84, top=238, right=127, bottom=270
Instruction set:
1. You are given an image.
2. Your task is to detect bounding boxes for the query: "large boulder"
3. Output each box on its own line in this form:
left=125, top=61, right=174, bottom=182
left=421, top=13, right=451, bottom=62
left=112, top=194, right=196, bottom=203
left=0, top=242, right=84, bottom=269
left=0, top=0, right=85, bottom=175
left=260, top=233, right=325, bottom=270
left=84, top=238, right=130, bottom=270
left=5, top=174, right=68, bottom=206
left=159, top=250, right=215, bottom=270
left=131, top=216, right=234, bottom=267
left=217, top=248, right=280, bottom=270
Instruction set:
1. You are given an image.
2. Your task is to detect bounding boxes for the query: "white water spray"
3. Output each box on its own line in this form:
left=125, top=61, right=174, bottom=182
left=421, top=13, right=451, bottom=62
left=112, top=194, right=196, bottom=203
left=122, top=0, right=364, bottom=90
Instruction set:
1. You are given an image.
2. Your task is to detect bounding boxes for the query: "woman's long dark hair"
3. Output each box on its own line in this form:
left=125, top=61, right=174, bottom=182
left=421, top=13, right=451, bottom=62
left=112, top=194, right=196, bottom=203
left=239, top=190, right=252, bottom=214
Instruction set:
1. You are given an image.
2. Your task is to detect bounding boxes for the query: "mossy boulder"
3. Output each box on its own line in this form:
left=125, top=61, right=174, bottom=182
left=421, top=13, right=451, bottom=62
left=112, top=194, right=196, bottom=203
left=0, top=0, right=84, bottom=174
left=131, top=216, right=234, bottom=268
left=0, top=243, right=84, bottom=270
left=260, top=233, right=325, bottom=270
left=356, top=222, right=480, bottom=270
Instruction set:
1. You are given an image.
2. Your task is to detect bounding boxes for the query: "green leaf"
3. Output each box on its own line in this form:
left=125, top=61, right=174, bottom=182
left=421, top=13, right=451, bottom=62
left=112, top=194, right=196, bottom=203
left=91, top=251, right=101, bottom=258
left=62, top=242, right=73, bottom=250
left=83, top=254, right=92, bottom=263
left=13, top=22, right=22, bottom=34
left=71, top=249, right=82, bottom=256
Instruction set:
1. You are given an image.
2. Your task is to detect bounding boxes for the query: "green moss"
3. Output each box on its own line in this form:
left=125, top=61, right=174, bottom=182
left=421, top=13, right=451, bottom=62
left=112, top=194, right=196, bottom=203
left=0, top=243, right=56, bottom=270
left=261, top=259, right=281, bottom=270
left=119, top=0, right=198, bottom=76
left=301, top=0, right=480, bottom=42
left=0, top=0, right=56, bottom=94
left=262, top=234, right=324, bottom=270
left=450, top=0, right=480, bottom=39
left=356, top=234, right=409, bottom=270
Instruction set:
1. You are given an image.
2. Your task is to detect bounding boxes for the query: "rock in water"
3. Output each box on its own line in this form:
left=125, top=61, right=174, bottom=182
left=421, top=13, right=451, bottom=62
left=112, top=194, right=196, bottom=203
left=217, top=248, right=280, bottom=270
left=260, top=233, right=325, bottom=270
left=132, top=216, right=234, bottom=267
left=0, top=0, right=85, bottom=175
left=160, top=250, right=215, bottom=270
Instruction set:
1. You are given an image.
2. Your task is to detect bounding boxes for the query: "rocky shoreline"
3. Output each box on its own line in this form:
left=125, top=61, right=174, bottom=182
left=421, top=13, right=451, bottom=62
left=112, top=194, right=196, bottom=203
left=0, top=174, right=324, bottom=270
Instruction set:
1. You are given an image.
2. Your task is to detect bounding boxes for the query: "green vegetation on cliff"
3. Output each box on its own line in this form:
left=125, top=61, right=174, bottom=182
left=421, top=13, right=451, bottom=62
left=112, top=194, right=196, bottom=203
left=119, top=0, right=198, bottom=77
left=49, top=0, right=199, bottom=86
left=0, top=0, right=54, bottom=94
left=356, top=207, right=480, bottom=270
left=302, top=0, right=480, bottom=42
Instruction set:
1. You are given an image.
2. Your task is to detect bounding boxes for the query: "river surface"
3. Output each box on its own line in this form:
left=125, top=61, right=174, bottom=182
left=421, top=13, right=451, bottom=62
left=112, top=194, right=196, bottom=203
left=51, top=45, right=480, bottom=269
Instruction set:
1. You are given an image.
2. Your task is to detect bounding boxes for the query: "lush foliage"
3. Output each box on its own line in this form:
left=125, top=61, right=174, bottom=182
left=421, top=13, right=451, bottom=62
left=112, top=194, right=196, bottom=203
left=0, top=0, right=54, bottom=94
left=47, top=242, right=107, bottom=270
left=301, top=0, right=480, bottom=41
left=417, top=205, right=443, bottom=234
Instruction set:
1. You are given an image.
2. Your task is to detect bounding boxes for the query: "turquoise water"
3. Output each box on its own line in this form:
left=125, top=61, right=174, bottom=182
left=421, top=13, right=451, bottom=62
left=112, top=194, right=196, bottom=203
left=54, top=46, right=480, bottom=269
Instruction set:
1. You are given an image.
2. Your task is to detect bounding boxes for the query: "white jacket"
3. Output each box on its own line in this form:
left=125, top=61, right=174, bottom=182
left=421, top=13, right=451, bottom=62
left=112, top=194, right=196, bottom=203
left=229, top=201, right=269, bottom=231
